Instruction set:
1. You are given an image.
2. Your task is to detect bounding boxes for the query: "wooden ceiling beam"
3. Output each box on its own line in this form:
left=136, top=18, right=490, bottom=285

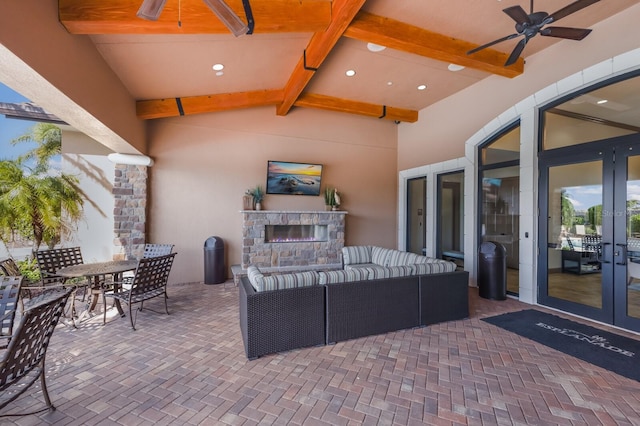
left=137, top=90, right=417, bottom=122
left=59, top=0, right=332, bottom=34
left=295, top=93, right=418, bottom=123
left=276, top=0, right=367, bottom=116
left=344, top=11, right=524, bottom=78
left=136, top=90, right=284, bottom=119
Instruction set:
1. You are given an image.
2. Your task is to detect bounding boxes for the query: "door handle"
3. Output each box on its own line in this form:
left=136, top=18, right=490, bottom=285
left=598, top=242, right=611, bottom=264
left=615, top=243, right=627, bottom=265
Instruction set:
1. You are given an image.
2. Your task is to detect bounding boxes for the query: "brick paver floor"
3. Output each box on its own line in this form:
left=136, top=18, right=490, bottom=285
left=2, top=281, right=639, bottom=425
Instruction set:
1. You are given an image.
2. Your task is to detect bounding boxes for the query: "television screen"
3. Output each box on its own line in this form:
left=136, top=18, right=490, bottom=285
left=266, top=161, right=323, bottom=196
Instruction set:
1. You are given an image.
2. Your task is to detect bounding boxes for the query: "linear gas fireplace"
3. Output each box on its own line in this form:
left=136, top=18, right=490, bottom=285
left=265, top=225, right=327, bottom=243
left=241, top=210, right=346, bottom=271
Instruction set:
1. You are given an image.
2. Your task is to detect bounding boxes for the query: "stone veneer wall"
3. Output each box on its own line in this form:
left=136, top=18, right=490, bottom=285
left=242, top=211, right=347, bottom=271
left=112, top=164, right=147, bottom=260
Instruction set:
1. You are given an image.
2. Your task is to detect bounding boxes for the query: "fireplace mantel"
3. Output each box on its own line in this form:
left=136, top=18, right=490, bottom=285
left=241, top=210, right=347, bottom=270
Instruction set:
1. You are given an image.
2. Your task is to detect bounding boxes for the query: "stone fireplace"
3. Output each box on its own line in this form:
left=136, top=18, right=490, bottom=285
left=241, top=210, right=346, bottom=271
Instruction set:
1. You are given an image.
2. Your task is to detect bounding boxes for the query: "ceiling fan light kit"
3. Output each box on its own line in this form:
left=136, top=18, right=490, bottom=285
left=466, top=0, right=600, bottom=66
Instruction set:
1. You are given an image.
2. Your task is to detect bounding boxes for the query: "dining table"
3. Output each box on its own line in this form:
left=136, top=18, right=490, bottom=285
left=56, top=259, right=138, bottom=321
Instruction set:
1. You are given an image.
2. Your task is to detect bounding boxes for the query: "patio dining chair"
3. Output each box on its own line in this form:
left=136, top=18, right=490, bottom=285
left=0, top=288, right=71, bottom=416
left=34, top=247, right=86, bottom=323
left=0, top=276, right=23, bottom=349
left=109, top=253, right=176, bottom=330
left=120, top=243, right=175, bottom=289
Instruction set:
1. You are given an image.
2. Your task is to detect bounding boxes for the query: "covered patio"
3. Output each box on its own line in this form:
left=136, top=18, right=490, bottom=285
left=3, top=282, right=639, bottom=424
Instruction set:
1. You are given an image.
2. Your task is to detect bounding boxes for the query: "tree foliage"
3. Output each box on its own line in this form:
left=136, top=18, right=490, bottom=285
left=0, top=123, right=84, bottom=252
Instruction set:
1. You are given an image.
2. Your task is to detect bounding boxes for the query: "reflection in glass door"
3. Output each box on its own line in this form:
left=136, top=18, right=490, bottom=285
left=545, top=160, right=605, bottom=314
left=615, top=145, right=640, bottom=329
left=406, top=177, right=426, bottom=255
left=540, top=137, right=640, bottom=332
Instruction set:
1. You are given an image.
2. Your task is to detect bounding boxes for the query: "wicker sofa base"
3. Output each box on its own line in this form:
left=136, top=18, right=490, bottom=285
left=239, top=270, right=470, bottom=359
left=239, top=276, right=326, bottom=360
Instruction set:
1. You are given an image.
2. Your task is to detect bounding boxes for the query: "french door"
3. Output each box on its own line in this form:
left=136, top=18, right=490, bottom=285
left=539, top=134, right=640, bottom=332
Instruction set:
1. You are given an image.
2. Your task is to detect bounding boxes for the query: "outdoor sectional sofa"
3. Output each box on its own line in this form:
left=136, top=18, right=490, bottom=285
left=239, top=246, right=470, bottom=359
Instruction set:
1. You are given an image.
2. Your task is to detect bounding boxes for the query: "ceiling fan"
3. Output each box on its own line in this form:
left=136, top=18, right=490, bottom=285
left=467, top=0, right=600, bottom=67
left=136, top=0, right=254, bottom=36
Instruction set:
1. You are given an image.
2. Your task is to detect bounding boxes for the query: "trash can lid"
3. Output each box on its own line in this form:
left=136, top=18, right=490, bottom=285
left=479, top=241, right=506, bottom=255
left=204, top=236, right=223, bottom=248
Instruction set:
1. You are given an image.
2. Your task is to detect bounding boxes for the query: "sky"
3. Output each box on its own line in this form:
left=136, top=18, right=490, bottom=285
left=0, top=82, right=37, bottom=160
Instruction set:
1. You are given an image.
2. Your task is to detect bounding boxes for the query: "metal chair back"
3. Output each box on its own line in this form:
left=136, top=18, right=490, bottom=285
left=0, top=276, right=22, bottom=340
left=0, top=258, right=21, bottom=277
left=142, top=244, right=174, bottom=258
left=0, top=288, right=72, bottom=414
left=35, top=247, right=84, bottom=286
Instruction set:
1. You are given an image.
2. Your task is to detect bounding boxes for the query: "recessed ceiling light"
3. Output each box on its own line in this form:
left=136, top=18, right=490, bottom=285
left=215, top=71, right=224, bottom=76
left=597, top=99, right=608, bottom=104
left=345, top=69, right=356, bottom=77
left=387, top=81, right=393, bottom=86
left=367, top=43, right=386, bottom=52
left=417, top=84, right=427, bottom=91
left=212, top=63, right=224, bottom=71
left=448, top=64, right=465, bottom=72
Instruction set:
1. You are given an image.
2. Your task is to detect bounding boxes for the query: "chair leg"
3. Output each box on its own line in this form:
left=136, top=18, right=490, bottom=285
left=129, top=303, right=136, bottom=330
left=102, top=291, right=107, bottom=325
left=164, top=293, right=169, bottom=315
left=39, top=361, right=55, bottom=412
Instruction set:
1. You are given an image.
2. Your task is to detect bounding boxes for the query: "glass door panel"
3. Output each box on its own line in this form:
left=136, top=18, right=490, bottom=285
left=480, top=167, right=519, bottom=295
left=545, top=160, right=605, bottom=311
left=615, top=146, right=640, bottom=330
left=625, top=155, right=640, bottom=320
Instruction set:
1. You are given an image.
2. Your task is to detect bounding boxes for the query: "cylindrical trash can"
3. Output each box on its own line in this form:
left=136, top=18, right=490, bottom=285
left=478, top=241, right=507, bottom=300
left=204, top=236, right=226, bottom=284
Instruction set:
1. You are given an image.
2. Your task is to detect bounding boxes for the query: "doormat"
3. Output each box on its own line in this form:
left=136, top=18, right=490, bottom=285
left=482, top=309, right=640, bottom=382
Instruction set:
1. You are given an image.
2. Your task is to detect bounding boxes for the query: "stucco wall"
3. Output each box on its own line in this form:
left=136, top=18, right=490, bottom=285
left=147, top=107, right=399, bottom=283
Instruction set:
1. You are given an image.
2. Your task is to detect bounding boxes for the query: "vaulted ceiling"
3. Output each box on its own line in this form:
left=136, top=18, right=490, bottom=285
left=58, top=0, right=638, bottom=123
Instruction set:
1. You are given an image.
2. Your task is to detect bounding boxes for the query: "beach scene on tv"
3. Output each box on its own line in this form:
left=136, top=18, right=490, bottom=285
left=267, top=161, right=323, bottom=195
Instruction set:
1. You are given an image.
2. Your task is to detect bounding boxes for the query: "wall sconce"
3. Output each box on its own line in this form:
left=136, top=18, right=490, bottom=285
left=108, top=153, right=154, bottom=167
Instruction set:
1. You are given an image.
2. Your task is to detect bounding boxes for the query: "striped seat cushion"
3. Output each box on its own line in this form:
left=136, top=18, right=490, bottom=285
left=341, top=246, right=372, bottom=266
left=387, top=250, right=421, bottom=266
left=318, top=268, right=369, bottom=284
left=246, top=265, right=265, bottom=291
left=371, top=246, right=394, bottom=266
left=412, top=261, right=457, bottom=275
left=260, top=271, right=319, bottom=291
left=362, top=265, right=392, bottom=279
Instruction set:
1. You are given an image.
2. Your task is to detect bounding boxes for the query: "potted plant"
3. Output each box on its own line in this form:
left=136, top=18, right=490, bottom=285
left=251, top=185, right=265, bottom=210
left=324, top=187, right=341, bottom=210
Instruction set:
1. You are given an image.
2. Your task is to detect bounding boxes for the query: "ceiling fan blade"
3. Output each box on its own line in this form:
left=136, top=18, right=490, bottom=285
left=548, top=0, right=600, bottom=23
left=502, top=5, right=531, bottom=25
left=467, top=33, right=520, bottom=55
left=505, top=38, right=527, bottom=66
left=540, top=26, right=593, bottom=40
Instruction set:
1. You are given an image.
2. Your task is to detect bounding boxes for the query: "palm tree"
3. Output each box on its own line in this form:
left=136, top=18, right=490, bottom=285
left=11, top=122, right=61, bottom=172
left=0, top=122, right=84, bottom=252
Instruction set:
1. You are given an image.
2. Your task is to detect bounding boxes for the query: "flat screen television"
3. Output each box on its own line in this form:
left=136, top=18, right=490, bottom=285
left=266, top=161, right=323, bottom=196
